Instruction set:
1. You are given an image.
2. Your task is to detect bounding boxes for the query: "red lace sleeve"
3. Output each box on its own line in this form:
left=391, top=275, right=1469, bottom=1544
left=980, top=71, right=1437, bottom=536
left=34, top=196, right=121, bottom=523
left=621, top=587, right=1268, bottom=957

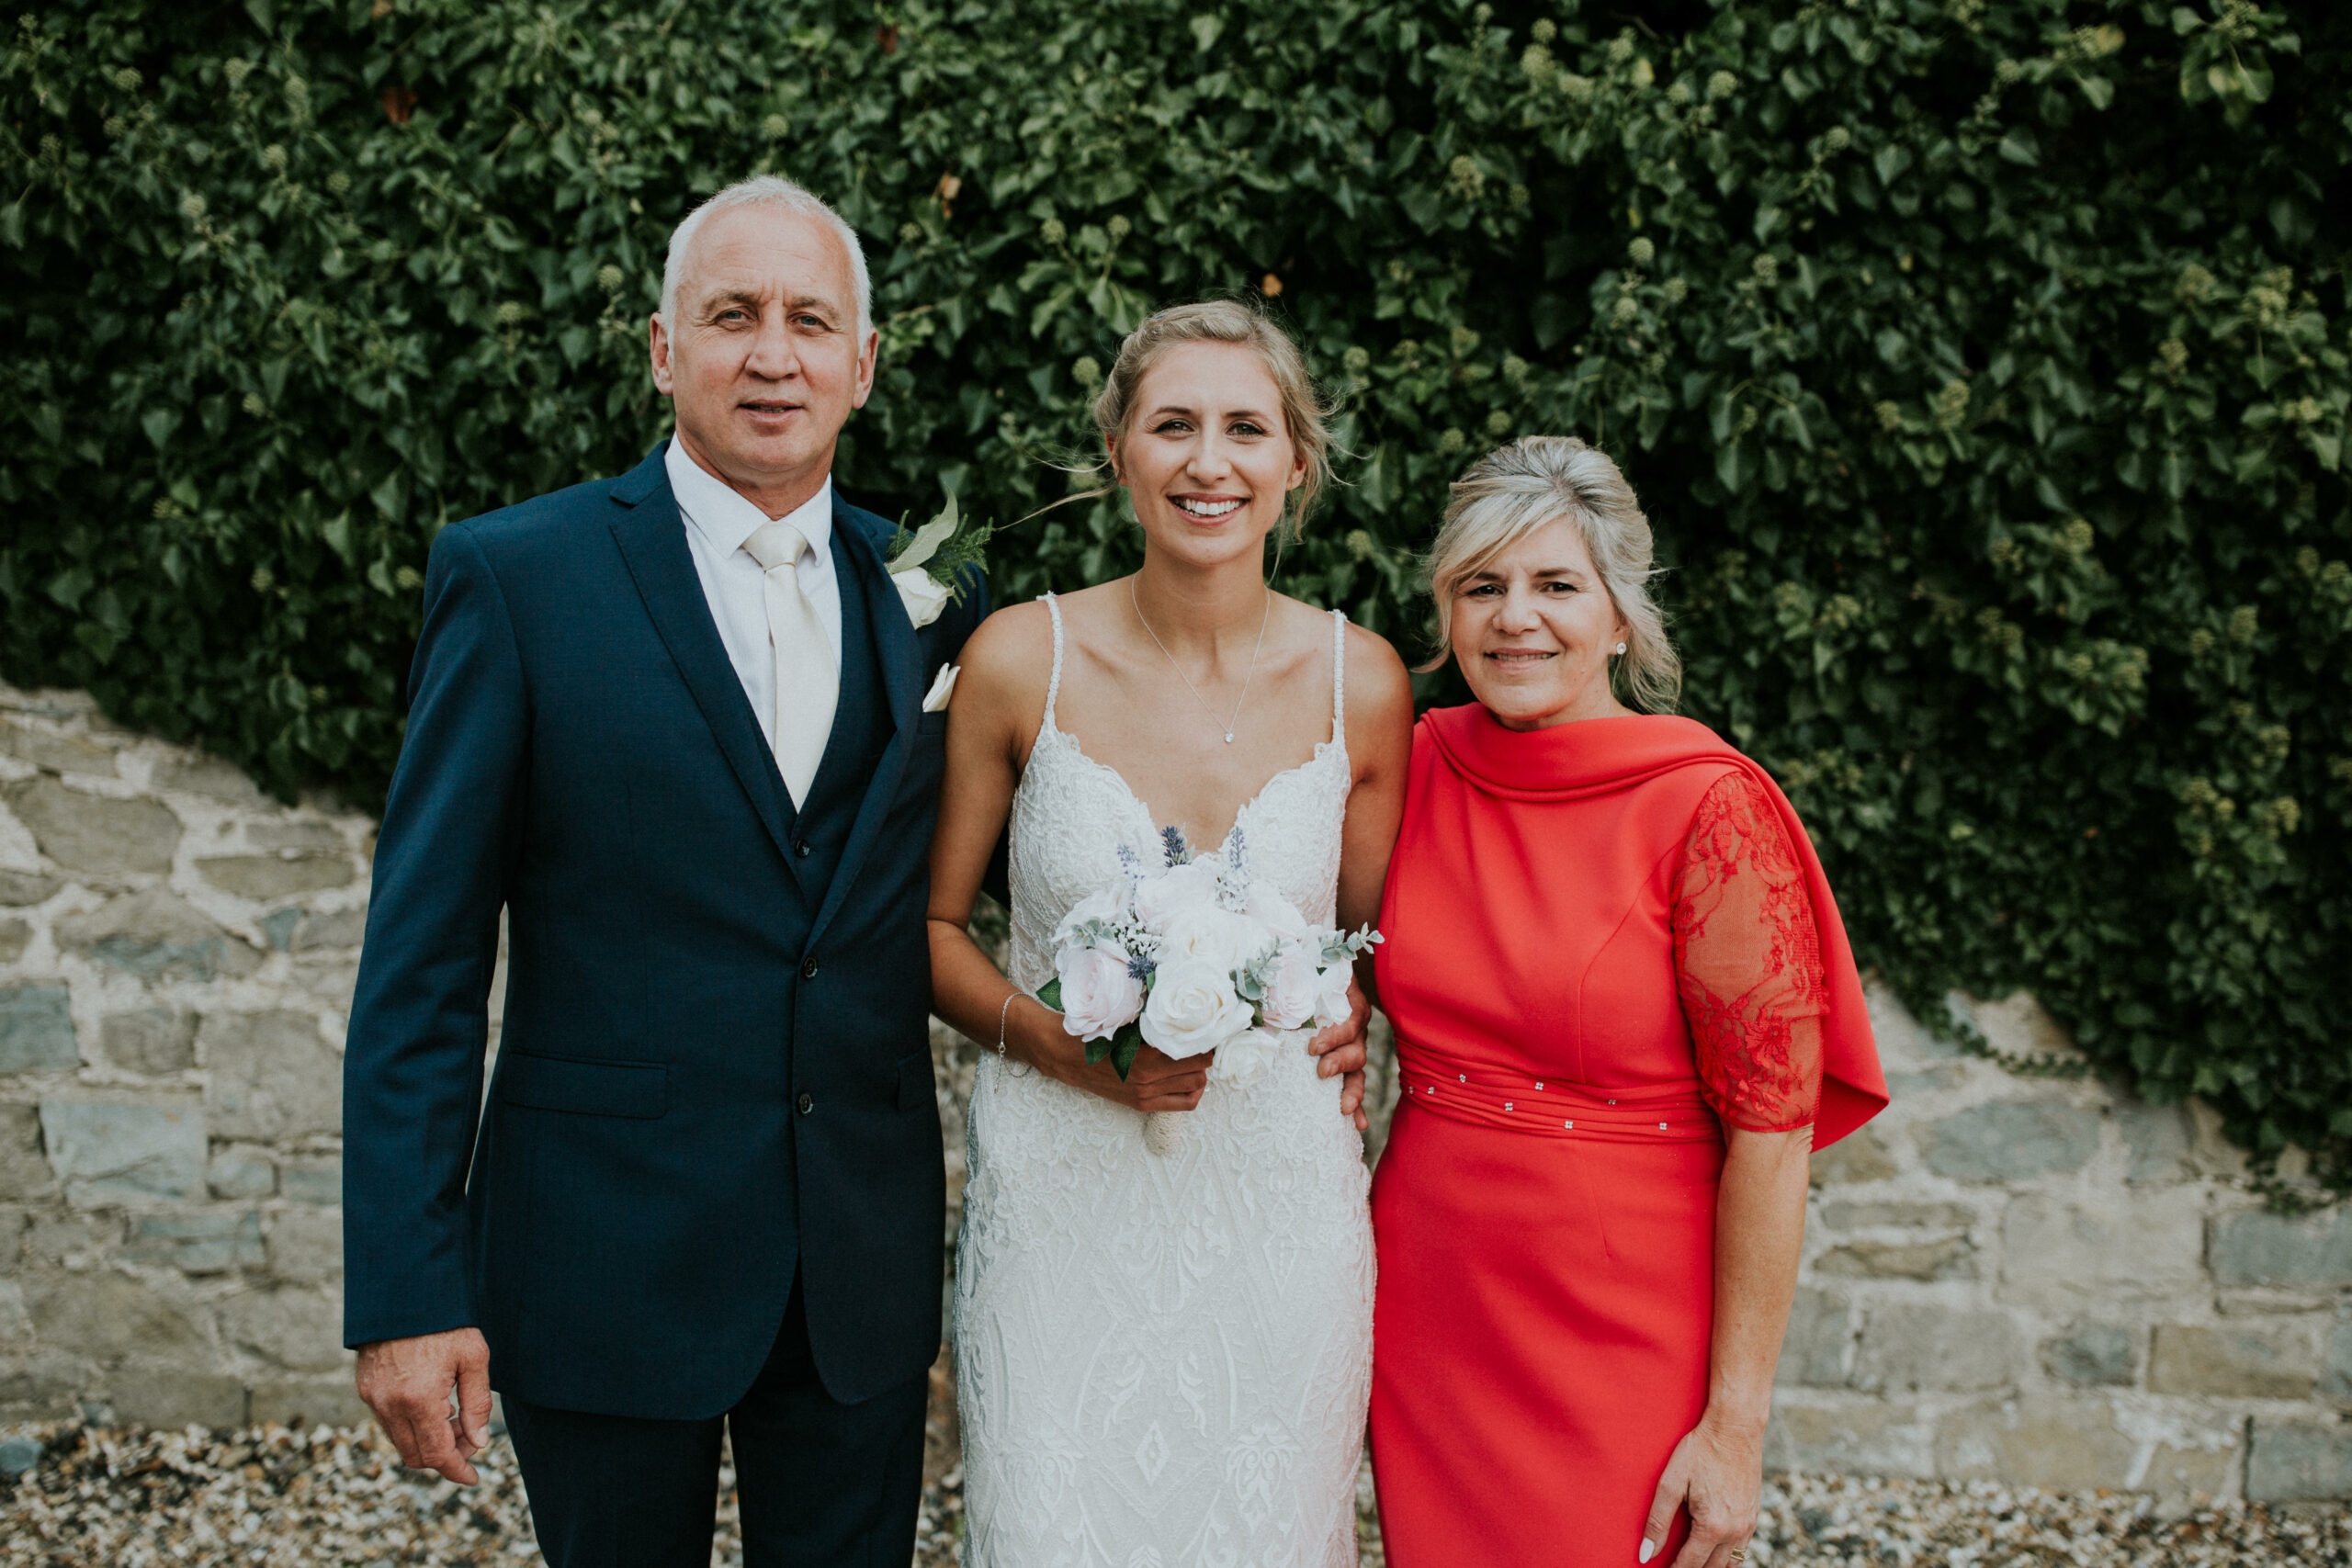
left=1672, top=772, right=1828, bottom=1132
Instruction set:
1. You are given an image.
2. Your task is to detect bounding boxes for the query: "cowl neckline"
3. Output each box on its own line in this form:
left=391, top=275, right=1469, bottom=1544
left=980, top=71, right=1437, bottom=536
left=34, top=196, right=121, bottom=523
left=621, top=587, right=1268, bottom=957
left=1422, top=704, right=1740, bottom=801
left=1418, top=701, right=1892, bottom=1149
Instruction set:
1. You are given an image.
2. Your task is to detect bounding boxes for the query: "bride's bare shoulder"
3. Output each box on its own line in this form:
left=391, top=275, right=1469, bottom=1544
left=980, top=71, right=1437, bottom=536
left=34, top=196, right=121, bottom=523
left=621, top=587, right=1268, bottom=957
left=959, top=598, right=1057, bottom=700
left=1037, top=579, right=1130, bottom=634
left=1337, top=617, right=1415, bottom=759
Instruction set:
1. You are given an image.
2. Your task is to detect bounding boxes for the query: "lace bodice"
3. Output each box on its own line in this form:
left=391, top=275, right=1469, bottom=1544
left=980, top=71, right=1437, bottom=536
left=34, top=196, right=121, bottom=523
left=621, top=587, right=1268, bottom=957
left=1006, top=593, right=1351, bottom=994
left=956, top=592, right=1373, bottom=1568
left=1672, top=771, right=1829, bottom=1131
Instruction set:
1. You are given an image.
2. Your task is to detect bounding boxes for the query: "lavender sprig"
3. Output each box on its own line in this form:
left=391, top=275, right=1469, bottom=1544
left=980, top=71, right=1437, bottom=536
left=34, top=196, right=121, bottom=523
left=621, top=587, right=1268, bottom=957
left=1216, top=827, right=1251, bottom=911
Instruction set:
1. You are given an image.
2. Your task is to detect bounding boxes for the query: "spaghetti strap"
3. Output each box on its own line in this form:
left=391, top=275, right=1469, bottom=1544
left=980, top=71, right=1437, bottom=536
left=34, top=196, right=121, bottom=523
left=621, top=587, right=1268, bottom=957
left=1040, top=591, right=1066, bottom=733
left=1329, top=607, right=1348, bottom=743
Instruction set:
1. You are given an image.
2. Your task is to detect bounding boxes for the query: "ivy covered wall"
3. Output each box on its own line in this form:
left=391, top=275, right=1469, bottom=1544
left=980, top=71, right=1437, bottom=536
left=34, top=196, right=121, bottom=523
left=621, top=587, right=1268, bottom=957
left=3, top=0, right=2346, bottom=1179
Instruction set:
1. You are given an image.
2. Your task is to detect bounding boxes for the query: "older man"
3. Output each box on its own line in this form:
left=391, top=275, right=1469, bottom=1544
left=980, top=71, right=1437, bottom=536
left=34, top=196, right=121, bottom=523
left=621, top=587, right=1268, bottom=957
left=340, top=176, right=984, bottom=1565
left=342, top=173, right=1372, bottom=1567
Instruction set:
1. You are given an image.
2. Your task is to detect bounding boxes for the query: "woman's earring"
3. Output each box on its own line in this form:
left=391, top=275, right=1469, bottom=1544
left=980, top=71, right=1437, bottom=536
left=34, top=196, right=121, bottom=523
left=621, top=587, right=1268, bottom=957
left=1614, top=641, right=1627, bottom=656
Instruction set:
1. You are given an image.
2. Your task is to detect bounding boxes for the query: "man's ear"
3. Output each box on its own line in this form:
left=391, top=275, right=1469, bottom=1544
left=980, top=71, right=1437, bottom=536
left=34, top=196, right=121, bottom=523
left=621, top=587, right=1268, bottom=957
left=851, top=326, right=880, bottom=409
left=649, top=313, right=675, bottom=397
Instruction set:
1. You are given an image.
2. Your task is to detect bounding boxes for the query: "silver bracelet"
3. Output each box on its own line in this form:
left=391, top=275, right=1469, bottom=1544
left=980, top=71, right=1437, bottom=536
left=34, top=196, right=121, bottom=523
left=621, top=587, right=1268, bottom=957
left=997, top=991, right=1035, bottom=1077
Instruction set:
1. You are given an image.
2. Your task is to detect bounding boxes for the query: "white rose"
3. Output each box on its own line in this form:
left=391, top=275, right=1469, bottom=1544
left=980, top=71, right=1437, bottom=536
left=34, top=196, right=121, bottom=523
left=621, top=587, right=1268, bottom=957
left=1131, top=857, right=1221, bottom=928
left=892, top=567, right=953, bottom=629
left=1312, top=958, right=1356, bottom=1030
left=1156, top=902, right=1265, bottom=976
left=1050, top=883, right=1130, bottom=950
left=1055, top=942, right=1145, bottom=1043
left=1259, top=942, right=1325, bottom=1032
left=1139, top=959, right=1253, bottom=1060
left=1208, top=1026, right=1284, bottom=1087
left=1243, top=884, right=1310, bottom=942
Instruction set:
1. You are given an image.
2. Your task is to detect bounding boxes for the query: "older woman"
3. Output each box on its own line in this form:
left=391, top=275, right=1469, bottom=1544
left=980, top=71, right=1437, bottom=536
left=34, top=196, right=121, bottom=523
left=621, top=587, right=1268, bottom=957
left=1367, top=437, right=1887, bottom=1568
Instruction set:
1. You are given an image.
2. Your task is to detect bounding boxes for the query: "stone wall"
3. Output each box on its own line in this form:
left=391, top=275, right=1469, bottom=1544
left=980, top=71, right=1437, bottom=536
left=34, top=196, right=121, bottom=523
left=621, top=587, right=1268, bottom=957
left=0, top=683, right=379, bottom=1432
left=1764, top=988, right=2352, bottom=1509
left=3, top=681, right=2346, bottom=1506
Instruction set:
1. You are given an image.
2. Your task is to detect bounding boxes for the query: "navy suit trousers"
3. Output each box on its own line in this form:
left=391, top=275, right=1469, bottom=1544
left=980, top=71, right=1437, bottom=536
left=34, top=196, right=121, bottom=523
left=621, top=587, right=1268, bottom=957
left=503, top=1272, right=927, bottom=1568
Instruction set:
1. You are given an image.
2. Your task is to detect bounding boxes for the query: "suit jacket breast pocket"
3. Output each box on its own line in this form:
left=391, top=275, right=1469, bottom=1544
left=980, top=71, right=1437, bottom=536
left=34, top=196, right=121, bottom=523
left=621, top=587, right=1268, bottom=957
left=499, top=1052, right=669, bottom=1119
left=902, top=712, right=949, bottom=797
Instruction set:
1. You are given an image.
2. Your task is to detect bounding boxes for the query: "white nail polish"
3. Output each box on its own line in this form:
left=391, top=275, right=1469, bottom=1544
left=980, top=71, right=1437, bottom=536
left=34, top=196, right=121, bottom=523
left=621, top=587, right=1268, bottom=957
left=1638, top=1542, right=1656, bottom=1564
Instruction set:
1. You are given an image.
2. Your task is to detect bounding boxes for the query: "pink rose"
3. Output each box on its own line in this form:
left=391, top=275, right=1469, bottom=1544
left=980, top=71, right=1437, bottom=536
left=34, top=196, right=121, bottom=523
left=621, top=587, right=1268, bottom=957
left=1055, top=943, right=1145, bottom=1043
left=1258, top=942, right=1324, bottom=1032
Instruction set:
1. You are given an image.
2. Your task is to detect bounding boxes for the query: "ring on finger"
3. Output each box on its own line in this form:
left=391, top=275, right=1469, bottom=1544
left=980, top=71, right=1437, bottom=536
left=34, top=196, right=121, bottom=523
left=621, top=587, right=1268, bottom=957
left=1726, top=1550, right=1748, bottom=1564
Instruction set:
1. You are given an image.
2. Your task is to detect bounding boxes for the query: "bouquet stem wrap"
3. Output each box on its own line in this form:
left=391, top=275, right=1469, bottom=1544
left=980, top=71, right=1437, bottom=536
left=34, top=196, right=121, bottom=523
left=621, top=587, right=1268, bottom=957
left=1143, top=1111, right=1185, bottom=1157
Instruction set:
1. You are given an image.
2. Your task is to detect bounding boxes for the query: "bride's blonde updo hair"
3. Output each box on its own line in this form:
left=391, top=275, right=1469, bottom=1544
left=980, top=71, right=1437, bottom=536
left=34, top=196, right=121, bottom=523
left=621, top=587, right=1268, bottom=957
left=1420, top=435, right=1682, bottom=713
left=1087, top=300, right=1338, bottom=537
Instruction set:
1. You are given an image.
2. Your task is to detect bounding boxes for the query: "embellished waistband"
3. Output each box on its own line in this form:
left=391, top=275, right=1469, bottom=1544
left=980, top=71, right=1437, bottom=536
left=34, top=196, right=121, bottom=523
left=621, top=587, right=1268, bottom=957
left=1392, top=1044, right=1721, bottom=1145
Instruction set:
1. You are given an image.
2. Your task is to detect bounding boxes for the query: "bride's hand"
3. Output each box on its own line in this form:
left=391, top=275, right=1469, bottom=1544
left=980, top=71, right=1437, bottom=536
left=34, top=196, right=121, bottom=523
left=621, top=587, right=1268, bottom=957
left=1011, top=998, right=1210, bottom=1112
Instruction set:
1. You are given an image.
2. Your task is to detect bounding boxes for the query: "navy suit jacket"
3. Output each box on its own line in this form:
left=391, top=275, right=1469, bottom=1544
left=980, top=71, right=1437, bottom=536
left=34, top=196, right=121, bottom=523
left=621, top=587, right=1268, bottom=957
left=342, top=441, right=988, bottom=1416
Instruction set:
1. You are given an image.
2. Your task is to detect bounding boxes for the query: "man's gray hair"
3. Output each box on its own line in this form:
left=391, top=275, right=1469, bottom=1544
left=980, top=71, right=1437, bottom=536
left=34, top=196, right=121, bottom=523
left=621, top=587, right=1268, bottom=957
left=659, top=175, right=873, bottom=341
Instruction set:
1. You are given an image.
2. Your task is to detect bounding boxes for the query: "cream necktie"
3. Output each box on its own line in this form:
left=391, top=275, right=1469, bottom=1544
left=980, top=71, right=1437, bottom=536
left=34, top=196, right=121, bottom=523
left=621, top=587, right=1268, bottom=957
left=742, top=518, right=837, bottom=808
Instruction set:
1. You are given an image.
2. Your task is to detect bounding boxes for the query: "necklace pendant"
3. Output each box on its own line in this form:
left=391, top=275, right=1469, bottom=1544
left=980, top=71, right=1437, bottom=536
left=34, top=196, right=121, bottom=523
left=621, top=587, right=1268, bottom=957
left=1224, top=732, right=1234, bottom=744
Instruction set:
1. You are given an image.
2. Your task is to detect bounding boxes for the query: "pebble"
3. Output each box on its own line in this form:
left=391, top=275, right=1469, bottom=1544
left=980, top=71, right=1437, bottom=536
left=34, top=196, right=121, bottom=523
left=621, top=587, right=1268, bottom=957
left=3, top=1423, right=2345, bottom=1565
left=1751, top=1471, right=2352, bottom=1568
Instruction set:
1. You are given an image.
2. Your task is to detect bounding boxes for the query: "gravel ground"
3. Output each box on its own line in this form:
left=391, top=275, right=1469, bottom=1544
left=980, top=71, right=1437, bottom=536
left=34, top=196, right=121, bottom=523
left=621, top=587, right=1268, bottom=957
left=4, top=1421, right=2346, bottom=1566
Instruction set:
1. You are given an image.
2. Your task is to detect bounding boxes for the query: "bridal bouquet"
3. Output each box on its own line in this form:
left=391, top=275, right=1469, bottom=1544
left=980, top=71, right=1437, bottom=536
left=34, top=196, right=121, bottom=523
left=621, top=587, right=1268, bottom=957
left=1035, top=826, right=1380, bottom=1155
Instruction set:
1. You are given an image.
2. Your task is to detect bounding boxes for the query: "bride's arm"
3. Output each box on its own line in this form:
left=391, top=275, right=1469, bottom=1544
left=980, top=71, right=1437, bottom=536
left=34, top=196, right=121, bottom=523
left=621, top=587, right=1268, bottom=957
left=1324, top=625, right=1417, bottom=1128
left=1335, top=624, right=1416, bottom=942
left=925, top=604, right=1210, bottom=1115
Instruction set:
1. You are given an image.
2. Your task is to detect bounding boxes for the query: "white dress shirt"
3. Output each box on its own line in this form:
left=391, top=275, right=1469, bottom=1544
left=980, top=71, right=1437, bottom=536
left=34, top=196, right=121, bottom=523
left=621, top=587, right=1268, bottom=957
left=667, top=440, right=844, bottom=751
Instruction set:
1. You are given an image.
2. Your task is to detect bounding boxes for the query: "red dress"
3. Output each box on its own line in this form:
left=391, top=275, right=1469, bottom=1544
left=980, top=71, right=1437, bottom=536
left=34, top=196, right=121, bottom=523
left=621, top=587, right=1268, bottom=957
left=1368, top=707, right=1887, bottom=1567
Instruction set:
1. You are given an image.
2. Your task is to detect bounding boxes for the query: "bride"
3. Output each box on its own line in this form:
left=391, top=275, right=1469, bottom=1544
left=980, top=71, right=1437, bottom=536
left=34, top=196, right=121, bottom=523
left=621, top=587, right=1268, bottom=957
left=926, top=300, right=1413, bottom=1565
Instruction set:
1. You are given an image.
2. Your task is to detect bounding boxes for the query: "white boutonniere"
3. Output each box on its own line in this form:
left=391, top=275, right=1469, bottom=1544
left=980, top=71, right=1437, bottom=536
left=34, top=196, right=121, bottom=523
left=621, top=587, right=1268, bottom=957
left=884, top=490, right=998, bottom=630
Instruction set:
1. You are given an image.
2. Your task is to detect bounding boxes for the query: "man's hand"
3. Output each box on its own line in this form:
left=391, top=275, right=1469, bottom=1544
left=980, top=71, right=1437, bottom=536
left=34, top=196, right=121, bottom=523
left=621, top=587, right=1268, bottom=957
left=1307, top=976, right=1374, bottom=1132
left=356, top=1327, right=493, bottom=1484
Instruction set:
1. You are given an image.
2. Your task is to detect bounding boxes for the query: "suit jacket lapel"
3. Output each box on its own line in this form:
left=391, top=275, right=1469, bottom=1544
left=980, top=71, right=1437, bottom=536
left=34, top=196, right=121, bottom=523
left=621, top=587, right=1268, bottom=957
left=807, top=497, right=922, bottom=946
left=605, top=446, right=801, bottom=884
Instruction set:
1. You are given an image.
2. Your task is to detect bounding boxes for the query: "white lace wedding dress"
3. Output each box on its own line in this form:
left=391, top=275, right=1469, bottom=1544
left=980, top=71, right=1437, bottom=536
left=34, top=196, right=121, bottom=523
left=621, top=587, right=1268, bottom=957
left=954, top=592, right=1375, bottom=1568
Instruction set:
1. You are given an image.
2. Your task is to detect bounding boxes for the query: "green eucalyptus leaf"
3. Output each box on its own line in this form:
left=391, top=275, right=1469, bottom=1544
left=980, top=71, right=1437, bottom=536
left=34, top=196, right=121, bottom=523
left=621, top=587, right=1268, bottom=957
left=1112, top=1029, right=1144, bottom=1080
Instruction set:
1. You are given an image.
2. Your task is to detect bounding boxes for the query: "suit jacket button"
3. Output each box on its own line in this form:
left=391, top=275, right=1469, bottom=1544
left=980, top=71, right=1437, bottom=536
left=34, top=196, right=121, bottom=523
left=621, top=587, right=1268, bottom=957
left=797, top=1092, right=814, bottom=1116
left=802, top=957, right=820, bottom=979
left=795, top=840, right=810, bottom=858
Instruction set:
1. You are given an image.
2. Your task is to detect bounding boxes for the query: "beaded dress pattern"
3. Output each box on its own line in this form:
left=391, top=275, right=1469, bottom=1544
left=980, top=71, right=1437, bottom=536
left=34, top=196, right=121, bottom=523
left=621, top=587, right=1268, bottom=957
left=956, top=592, right=1374, bottom=1568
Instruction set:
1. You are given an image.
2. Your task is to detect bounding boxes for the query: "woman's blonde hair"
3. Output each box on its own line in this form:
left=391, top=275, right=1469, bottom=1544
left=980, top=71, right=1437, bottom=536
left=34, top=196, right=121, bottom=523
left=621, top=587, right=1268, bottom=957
left=1419, top=435, right=1682, bottom=713
left=1088, top=299, right=1337, bottom=537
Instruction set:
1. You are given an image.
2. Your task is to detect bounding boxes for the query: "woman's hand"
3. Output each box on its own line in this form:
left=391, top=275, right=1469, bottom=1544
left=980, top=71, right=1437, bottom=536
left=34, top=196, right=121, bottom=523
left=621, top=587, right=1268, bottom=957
left=1011, top=996, right=1210, bottom=1113
left=1641, top=1409, right=1763, bottom=1568
left=1643, top=1123, right=1808, bottom=1564
left=1306, top=976, right=1373, bottom=1130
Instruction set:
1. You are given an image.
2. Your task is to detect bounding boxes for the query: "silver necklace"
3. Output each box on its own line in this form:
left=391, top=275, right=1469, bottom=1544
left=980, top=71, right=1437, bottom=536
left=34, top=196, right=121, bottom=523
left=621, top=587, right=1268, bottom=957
left=1129, top=577, right=1273, bottom=744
